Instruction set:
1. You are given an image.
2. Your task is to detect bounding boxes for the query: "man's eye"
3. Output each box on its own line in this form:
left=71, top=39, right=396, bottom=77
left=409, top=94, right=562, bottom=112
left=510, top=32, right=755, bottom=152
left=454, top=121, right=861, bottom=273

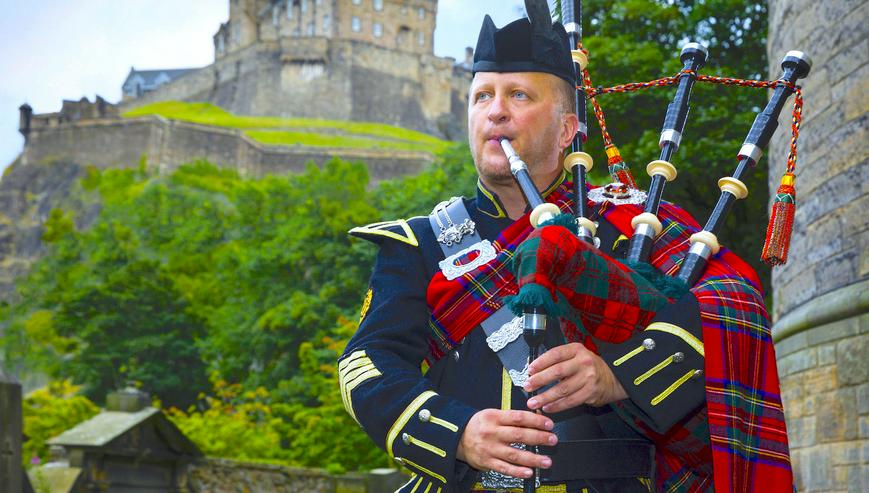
left=513, top=91, right=528, bottom=99
left=475, top=93, right=492, bottom=102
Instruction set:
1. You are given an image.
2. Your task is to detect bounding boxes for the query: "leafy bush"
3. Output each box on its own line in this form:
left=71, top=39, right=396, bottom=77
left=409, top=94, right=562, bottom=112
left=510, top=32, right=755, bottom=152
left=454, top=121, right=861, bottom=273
left=22, top=380, right=99, bottom=467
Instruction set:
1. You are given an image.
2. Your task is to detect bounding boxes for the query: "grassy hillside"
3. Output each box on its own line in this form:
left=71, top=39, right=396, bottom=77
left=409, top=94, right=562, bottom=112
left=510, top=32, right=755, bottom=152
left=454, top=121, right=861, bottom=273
left=123, top=102, right=451, bottom=153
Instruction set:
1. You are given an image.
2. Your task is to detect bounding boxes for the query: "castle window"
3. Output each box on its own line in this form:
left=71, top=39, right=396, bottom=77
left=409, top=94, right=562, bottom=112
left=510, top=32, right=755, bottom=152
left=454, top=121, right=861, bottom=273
left=373, top=22, right=383, bottom=37
left=352, top=16, right=361, bottom=32
left=352, top=0, right=361, bottom=4
left=418, top=31, right=425, bottom=46
left=323, top=14, right=331, bottom=32
left=374, top=0, right=383, bottom=11
left=397, top=25, right=409, bottom=45
left=300, top=0, right=307, bottom=13
left=418, top=7, right=425, bottom=19
left=286, top=0, right=293, bottom=18
left=307, top=21, right=315, bottom=35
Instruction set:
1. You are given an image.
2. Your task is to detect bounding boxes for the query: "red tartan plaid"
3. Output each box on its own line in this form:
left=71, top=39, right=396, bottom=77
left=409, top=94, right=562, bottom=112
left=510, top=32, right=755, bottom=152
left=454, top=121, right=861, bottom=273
left=427, top=184, right=793, bottom=492
left=511, top=225, right=670, bottom=344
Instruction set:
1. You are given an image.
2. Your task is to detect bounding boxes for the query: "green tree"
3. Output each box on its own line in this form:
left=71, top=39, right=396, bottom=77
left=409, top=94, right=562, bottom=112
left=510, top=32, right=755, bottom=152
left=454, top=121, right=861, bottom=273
left=555, top=0, right=772, bottom=287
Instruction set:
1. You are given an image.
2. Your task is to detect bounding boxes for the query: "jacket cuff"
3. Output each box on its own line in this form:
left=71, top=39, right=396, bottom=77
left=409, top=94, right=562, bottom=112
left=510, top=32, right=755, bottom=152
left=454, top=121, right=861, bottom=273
left=601, top=292, right=706, bottom=434
left=389, top=391, right=478, bottom=492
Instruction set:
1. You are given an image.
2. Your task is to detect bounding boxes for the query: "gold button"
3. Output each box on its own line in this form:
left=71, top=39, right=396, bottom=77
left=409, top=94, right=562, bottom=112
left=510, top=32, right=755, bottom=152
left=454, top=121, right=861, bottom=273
left=673, top=352, right=685, bottom=363
left=402, top=433, right=411, bottom=445
left=642, top=338, right=656, bottom=350
left=418, top=409, right=431, bottom=422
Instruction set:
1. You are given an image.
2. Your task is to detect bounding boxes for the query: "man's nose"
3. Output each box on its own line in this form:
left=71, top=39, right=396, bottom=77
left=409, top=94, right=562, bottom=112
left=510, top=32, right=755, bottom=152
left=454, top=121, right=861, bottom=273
left=487, top=95, right=509, bottom=123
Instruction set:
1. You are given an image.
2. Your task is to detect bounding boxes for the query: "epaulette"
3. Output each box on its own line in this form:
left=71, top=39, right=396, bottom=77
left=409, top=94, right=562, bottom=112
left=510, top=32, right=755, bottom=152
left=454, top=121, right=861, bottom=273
left=348, top=219, right=419, bottom=247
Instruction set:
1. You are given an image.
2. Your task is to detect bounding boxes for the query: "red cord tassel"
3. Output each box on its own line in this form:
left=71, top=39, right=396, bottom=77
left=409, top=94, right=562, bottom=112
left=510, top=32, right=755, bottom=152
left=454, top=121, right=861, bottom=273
left=761, top=173, right=796, bottom=265
left=606, top=146, right=638, bottom=189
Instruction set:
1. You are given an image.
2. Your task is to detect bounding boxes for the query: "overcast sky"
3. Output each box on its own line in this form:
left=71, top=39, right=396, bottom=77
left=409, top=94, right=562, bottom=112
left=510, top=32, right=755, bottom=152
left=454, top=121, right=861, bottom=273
left=0, top=0, right=528, bottom=176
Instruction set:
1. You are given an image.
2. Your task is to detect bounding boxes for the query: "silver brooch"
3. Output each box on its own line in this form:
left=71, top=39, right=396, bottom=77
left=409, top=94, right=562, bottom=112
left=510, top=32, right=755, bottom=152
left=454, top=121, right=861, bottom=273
left=432, top=197, right=476, bottom=246
left=437, top=218, right=476, bottom=246
left=588, top=182, right=648, bottom=205
left=438, top=240, right=496, bottom=280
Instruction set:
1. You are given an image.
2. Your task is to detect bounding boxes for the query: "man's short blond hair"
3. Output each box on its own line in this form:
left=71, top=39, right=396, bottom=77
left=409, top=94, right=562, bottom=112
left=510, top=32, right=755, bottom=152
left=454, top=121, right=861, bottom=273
left=556, top=78, right=577, bottom=115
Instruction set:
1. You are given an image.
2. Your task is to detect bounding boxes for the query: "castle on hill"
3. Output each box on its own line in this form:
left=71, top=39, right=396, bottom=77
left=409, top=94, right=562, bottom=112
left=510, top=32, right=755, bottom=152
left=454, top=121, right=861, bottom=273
left=120, top=0, right=473, bottom=140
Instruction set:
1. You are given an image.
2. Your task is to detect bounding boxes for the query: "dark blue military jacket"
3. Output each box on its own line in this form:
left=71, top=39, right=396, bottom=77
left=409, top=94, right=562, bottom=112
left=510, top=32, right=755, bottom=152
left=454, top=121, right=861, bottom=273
left=339, top=175, right=706, bottom=493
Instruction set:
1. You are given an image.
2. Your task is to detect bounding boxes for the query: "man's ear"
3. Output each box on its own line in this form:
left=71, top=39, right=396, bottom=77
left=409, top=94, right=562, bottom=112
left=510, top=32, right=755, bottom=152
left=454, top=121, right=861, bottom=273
left=560, top=112, right=580, bottom=150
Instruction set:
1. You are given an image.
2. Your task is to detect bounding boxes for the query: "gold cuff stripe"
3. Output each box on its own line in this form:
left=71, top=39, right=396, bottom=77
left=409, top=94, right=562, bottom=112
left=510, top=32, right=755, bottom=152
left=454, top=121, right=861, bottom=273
left=338, top=350, right=368, bottom=371
left=338, top=351, right=381, bottom=423
left=340, top=366, right=381, bottom=423
left=501, top=367, right=512, bottom=410
left=645, top=322, right=705, bottom=356
left=406, top=434, right=446, bottom=458
left=634, top=356, right=673, bottom=386
left=428, top=415, right=459, bottom=433
left=402, top=457, right=446, bottom=484
left=387, top=390, right=438, bottom=457
left=339, top=357, right=374, bottom=380
left=409, top=476, right=423, bottom=493
left=613, top=345, right=645, bottom=367
left=344, top=366, right=381, bottom=390
left=651, top=370, right=698, bottom=406
left=423, top=483, right=432, bottom=493
left=340, top=363, right=376, bottom=392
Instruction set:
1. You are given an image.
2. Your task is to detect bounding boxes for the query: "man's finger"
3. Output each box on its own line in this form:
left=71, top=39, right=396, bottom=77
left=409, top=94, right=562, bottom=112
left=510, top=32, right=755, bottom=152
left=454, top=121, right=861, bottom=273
left=486, top=458, right=534, bottom=479
left=491, top=443, right=553, bottom=469
left=495, top=425, right=558, bottom=448
left=495, top=409, right=554, bottom=431
left=528, top=344, right=575, bottom=373
left=540, top=384, right=593, bottom=413
left=527, top=373, right=586, bottom=410
left=524, top=359, right=577, bottom=393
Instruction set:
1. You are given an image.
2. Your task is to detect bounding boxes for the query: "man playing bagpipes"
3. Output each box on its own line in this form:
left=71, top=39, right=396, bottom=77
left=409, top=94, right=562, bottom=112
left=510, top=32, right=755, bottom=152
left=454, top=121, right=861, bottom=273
left=339, top=1, right=798, bottom=491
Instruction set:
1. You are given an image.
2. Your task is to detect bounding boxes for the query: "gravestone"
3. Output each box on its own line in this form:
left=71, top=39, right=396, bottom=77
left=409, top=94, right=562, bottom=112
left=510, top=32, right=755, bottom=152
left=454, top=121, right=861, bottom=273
left=0, top=370, right=23, bottom=493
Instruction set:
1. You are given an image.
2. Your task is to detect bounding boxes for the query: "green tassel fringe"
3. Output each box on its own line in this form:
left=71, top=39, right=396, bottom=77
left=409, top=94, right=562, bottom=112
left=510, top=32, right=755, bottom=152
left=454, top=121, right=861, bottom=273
left=625, top=260, right=690, bottom=299
left=539, top=213, right=579, bottom=235
left=504, top=283, right=566, bottom=317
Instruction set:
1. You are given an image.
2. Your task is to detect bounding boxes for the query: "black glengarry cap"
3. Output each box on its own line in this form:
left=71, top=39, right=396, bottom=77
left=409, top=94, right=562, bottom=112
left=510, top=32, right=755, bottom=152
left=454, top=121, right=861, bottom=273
left=472, top=0, right=575, bottom=85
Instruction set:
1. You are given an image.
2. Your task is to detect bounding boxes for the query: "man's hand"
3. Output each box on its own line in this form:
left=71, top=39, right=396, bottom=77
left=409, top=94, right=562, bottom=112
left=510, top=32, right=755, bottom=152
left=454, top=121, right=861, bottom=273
left=457, top=409, right=556, bottom=478
left=524, top=342, right=628, bottom=413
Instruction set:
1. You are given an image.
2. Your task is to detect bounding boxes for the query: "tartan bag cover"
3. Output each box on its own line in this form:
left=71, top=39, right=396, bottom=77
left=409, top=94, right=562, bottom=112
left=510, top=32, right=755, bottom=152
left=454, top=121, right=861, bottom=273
left=426, top=183, right=793, bottom=492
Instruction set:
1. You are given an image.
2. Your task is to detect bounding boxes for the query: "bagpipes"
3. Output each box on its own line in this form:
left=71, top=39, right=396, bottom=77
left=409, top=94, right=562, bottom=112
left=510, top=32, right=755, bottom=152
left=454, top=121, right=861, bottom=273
left=503, top=1, right=809, bottom=489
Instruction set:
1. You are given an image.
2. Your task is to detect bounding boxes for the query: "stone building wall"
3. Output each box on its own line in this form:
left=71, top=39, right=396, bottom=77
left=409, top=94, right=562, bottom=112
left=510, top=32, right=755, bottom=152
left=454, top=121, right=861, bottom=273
left=767, top=0, right=868, bottom=491
left=122, top=36, right=471, bottom=139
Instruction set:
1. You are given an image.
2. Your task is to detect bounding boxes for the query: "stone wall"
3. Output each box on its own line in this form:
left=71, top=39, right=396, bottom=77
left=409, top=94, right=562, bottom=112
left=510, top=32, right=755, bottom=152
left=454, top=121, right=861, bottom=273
left=767, top=0, right=868, bottom=491
left=20, top=115, right=433, bottom=182
left=185, top=458, right=408, bottom=493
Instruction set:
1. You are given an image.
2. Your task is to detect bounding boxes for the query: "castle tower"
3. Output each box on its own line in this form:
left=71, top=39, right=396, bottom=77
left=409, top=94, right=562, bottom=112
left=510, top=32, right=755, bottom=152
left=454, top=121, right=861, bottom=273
left=215, top=0, right=437, bottom=59
left=767, top=0, right=868, bottom=491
